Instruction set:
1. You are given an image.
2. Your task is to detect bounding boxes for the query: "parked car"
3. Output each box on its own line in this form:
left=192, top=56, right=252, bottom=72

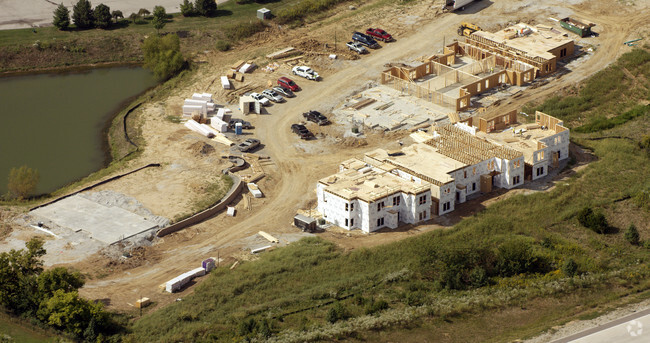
left=292, top=66, right=320, bottom=81
left=365, top=28, right=393, bottom=42
left=228, top=118, right=253, bottom=130
left=250, top=92, right=270, bottom=106
left=273, top=86, right=295, bottom=98
left=352, top=32, right=380, bottom=49
left=237, top=138, right=260, bottom=152
left=291, top=124, right=313, bottom=139
left=278, top=76, right=300, bottom=91
left=262, top=89, right=284, bottom=103
left=346, top=41, right=368, bottom=54
left=303, top=110, right=330, bottom=125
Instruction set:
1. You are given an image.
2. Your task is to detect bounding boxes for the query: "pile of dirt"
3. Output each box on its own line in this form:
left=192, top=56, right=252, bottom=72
left=339, top=137, right=368, bottom=147
left=0, top=209, right=17, bottom=240
left=188, top=141, right=216, bottom=156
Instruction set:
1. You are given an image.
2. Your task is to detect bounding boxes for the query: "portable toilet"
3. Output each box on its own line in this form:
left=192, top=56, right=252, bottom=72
left=257, top=8, right=271, bottom=20
left=235, top=123, right=243, bottom=135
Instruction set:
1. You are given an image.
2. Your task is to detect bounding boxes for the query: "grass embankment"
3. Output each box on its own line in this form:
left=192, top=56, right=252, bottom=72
left=127, top=49, right=650, bottom=342
left=0, top=0, right=359, bottom=72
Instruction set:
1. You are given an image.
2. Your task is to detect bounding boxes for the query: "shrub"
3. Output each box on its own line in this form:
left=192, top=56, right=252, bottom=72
left=365, top=299, right=388, bottom=315
left=577, top=207, right=608, bottom=234
left=7, top=165, right=39, bottom=199
left=223, top=21, right=267, bottom=42
left=624, top=224, right=640, bottom=245
left=562, top=258, right=578, bottom=277
left=496, top=239, right=549, bottom=276
left=142, top=34, right=185, bottom=80
left=194, top=0, right=217, bottom=17
left=326, top=302, right=347, bottom=323
left=152, top=5, right=167, bottom=33
left=215, top=40, right=231, bottom=52
left=180, top=0, right=196, bottom=16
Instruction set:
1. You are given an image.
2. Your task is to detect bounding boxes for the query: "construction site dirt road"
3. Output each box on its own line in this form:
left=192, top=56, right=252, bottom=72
left=33, top=0, right=650, bottom=311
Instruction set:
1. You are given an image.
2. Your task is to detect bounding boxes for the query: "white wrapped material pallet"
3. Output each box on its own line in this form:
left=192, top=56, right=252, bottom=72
left=221, top=76, right=230, bottom=89
left=192, top=93, right=213, bottom=102
left=183, top=105, right=206, bottom=115
left=247, top=183, right=263, bottom=198
left=190, top=267, right=206, bottom=278
left=216, top=108, right=226, bottom=120
left=239, top=63, right=256, bottom=73
left=191, top=93, right=204, bottom=100
left=165, top=267, right=208, bottom=293
left=207, top=102, right=216, bottom=112
left=210, top=118, right=228, bottom=133
left=184, top=119, right=215, bottom=138
left=251, top=245, right=272, bottom=254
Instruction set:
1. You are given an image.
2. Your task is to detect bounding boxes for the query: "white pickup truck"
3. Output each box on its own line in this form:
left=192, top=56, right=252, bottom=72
left=292, top=66, right=320, bottom=81
left=346, top=41, right=368, bottom=54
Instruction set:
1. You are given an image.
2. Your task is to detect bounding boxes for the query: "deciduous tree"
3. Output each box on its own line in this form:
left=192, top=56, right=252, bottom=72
left=152, top=6, right=167, bottom=34
left=142, top=34, right=185, bottom=80
left=111, top=10, right=123, bottom=23
left=180, top=0, right=196, bottom=17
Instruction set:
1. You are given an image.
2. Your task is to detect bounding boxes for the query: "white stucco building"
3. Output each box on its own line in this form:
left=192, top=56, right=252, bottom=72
left=316, top=111, right=569, bottom=233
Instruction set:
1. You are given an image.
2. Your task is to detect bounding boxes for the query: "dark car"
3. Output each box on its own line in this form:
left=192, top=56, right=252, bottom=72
left=352, top=32, right=380, bottom=49
left=237, top=138, right=260, bottom=152
left=278, top=77, right=300, bottom=91
left=228, top=118, right=253, bottom=130
left=302, top=110, right=330, bottom=126
left=291, top=124, right=313, bottom=139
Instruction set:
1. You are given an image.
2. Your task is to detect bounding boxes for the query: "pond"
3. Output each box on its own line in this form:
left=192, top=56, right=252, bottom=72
left=0, top=67, right=157, bottom=196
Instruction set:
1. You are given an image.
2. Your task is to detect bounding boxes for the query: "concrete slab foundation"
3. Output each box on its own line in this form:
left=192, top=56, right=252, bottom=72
left=30, top=195, right=159, bottom=245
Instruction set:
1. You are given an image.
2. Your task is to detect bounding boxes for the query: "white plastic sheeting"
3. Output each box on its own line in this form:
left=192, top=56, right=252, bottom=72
left=192, top=93, right=213, bottom=102
left=184, top=119, right=215, bottom=138
left=210, top=118, right=228, bottom=133
left=247, top=183, right=263, bottom=198
left=221, top=76, right=230, bottom=89
left=182, top=105, right=205, bottom=116
left=165, top=267, right=207, bottom=293
left=239, top=63, right=256, bottom=73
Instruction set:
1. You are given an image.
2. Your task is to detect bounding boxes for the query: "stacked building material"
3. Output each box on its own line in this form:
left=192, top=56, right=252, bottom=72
left=210, top=118, right=229, bottom=133
left=247, top=183, right=263, bottom=198
left=165, top=267, right=206, bottom=293
left=221, top=76, right=231, bottom=89
left=202, top=258, right=216, bottom=272
left=184, top=119, right=215, bottom=138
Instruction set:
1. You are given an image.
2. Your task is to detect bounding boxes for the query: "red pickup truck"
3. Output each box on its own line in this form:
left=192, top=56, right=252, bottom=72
left=366, top=28, right=393, bottom=42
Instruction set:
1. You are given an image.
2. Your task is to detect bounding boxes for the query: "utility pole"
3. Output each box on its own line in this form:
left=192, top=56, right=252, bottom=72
left=334, top=28, right=337, bottom=51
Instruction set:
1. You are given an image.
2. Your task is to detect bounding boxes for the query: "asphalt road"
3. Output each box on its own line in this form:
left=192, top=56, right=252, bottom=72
left=552, top=308, right=650, bottom=343
left=0, top=0, right=229, bottom=30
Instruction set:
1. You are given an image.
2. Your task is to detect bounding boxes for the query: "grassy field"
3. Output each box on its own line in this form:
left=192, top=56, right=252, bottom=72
left=0, top=0, right=359, bottom=72
left=126, top=48, right=650, bottom=342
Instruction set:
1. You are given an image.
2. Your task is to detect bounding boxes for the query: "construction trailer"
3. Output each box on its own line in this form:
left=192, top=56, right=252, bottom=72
left=294, top=214, right=317, bottom=232
left=239, top=95, right=261, bottom=115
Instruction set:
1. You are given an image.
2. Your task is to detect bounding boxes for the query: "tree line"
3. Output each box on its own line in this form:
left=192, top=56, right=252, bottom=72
left=0, top=238, right=120, bottom=341
left=52, top=0, right=218, bottom=31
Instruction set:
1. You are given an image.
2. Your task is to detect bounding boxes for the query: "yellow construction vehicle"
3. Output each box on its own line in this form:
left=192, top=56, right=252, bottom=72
left=458, top=22, right=481, bottom=37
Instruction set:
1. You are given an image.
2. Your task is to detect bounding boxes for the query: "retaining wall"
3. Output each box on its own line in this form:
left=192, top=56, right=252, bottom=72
left=156, top=174, right=244, bottom=237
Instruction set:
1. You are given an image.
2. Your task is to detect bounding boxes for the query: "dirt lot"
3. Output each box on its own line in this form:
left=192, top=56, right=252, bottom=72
left=3, top=0, right=648, bottom=312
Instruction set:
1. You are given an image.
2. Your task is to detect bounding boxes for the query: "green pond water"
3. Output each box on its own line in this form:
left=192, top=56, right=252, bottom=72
left=0, top=67, right=157, bottom=195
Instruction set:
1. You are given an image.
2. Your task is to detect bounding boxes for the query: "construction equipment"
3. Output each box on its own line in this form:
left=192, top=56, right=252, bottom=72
left=458, top=22, right=481, bottom=37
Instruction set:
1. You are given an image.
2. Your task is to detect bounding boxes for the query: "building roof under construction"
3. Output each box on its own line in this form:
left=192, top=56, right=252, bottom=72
left=319, top=159, right=430, bottom=203
left=365, top=145, right=461, bottom=187
left=471, top=23, right=574, bottom=61
left=425, top=124, right=523, bottom=164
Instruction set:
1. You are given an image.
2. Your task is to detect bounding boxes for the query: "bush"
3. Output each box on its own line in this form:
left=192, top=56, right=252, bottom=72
left=624, top=224, right=640, bottom=245
left=577, top=207, right=608, bottom=234
left=180, top=0, right=196, bottom=17
left=142, top=34, right=185, bottom=80
left=562, top=258, right=578, bottom=277
left=496, top=239, right=549, bottom=277
left=365, top=299, right=388, bottom=315
left=223, top=21, right=267, bottom=42
left=7, top=165, right=39, bottom=199
left=215, top=40, right=231, bottom=52
left=326, top=302, right=347, bottom=323
left=194, top=0, right=217, bottom=17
